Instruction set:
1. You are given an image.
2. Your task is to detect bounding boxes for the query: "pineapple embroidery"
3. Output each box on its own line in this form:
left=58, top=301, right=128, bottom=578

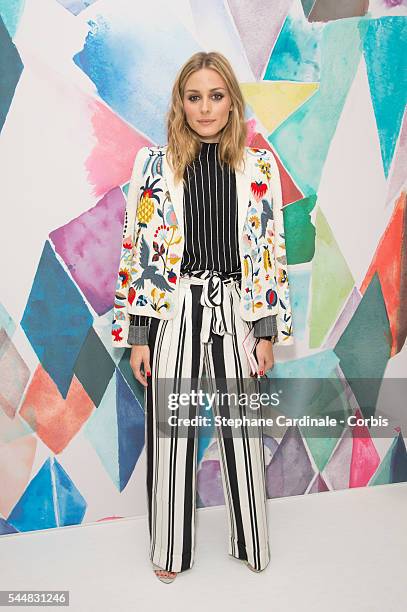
left=130, top=150, right=183, bottom=314
left=137, top=176, right=160, bottom=224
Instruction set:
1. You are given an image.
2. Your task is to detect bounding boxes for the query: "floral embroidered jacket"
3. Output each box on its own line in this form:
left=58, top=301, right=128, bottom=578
left=111, top=145, right=294, bottom=348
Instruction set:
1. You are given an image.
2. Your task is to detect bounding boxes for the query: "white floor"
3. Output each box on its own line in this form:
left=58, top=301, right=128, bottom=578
left=1, top=482, right=406, bottom=612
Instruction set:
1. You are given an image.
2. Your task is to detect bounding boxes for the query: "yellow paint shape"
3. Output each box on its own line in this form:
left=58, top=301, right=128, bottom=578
left=241, top=81, right=319, bottom=133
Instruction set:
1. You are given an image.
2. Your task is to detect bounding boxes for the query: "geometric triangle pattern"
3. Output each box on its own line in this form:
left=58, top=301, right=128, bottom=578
left=0, top=15, right=23, bottom=132
left=49, top=187, right=129, bottom=317
left=7, top=457, right=86, bottom=532
left=116, top=369, right=145, bottom=492
left=264, top=8, right=323, bottom=82
left=309, top=207, right=354, bottom=348
left=20, top=241, right=94, bottom=399
left=269, top=16, right=369, bottom=195
left=334, top=273, right=392, bottom=419
left=1, top=2, right=406, bottom=540
left=362, top=17, right=407, bottom=178
left=360, top=186, right=407, bottom=358
left=241, top=81, right=319, bottom=134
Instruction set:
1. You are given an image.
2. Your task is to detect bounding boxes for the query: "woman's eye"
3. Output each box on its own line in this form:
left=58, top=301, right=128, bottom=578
left=188, top=94, right=224, bottom=102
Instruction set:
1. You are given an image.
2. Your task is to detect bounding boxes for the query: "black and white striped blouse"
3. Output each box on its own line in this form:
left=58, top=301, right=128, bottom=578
left=128, top=141, right=277, bottom=344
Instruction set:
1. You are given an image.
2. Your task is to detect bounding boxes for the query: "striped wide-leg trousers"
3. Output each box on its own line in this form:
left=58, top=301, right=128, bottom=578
left=144, top=271, right=270, bottom=573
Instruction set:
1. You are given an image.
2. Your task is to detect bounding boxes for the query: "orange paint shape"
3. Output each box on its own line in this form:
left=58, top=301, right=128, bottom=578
left=360, top=191, right=407, bottom=357
left=19, top=365, right=94, bottom=454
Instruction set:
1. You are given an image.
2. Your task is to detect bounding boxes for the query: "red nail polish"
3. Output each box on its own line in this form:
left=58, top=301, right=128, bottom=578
left=259, top=370, right=264, bottom=376
left=147, top=371, right=151, bottom=377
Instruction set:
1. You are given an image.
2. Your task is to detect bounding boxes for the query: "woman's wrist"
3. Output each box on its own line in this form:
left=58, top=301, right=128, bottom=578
left=258, top=335, right=277, bottom=344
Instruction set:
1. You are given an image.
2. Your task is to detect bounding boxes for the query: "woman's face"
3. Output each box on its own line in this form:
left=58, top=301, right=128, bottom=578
left=182, top=68, right=233, bottom=143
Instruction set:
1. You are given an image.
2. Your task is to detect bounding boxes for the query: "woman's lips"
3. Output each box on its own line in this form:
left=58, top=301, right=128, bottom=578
left=198, top=120, right=215, bottom=124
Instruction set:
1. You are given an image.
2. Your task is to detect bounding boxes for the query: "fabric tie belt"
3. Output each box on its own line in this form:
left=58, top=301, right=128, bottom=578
left=180, top=270, right=240, bottom=344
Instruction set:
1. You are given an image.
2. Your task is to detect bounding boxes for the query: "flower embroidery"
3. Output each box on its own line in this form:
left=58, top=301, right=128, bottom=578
left=118, top=268, right=130, bottom=288
left=248, top=214, right=260, bottom=230
left=256, top=158, right=272, bottom=180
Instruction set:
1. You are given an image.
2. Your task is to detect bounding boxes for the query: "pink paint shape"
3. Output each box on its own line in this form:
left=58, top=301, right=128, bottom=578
left=50, top=186, right=127, bottom=316
left=349, top=408, right=380, bottom=487
left=0, top=434, right=37, bottom=517
left=0, top=329, right=30, bottom=419
left=197, top=459, right=225, bottom=506
left=248, top=131, right=304, bottom=205
left=228, top=0, right=294, bottom=79
left=85, top=97, right=153, bottom=198
left=308, top=473, right=330, bottom=493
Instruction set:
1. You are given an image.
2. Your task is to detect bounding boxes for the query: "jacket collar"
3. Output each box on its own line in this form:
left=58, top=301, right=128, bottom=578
left=162, top=145, right=251, bottom=243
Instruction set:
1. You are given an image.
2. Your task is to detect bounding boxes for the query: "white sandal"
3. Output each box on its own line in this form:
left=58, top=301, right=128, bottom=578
left=245, top=560, right=263, bottom=573
left=152, top=563, right=177, bottom=583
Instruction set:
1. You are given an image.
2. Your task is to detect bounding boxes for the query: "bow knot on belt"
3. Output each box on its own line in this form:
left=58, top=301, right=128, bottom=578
left=180, top=270, right=239, bottom=344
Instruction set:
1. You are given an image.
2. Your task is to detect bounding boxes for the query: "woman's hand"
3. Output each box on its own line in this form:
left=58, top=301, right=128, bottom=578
left=130, top=345, right=151, bottom=388
left=254, top=339, right=275, bottom=377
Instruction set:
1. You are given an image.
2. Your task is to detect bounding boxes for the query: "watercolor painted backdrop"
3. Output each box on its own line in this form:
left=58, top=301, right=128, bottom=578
left=0, top=0, right=406, bottom=536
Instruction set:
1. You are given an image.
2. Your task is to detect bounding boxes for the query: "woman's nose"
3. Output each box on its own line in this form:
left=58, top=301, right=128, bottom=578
left=200, top=99, right=211, bottom=112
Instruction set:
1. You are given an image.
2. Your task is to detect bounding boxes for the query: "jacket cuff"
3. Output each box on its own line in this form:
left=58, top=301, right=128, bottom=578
left=127, top=325, right=149, bottom=345
left=253, top=315, right=278, bottom=340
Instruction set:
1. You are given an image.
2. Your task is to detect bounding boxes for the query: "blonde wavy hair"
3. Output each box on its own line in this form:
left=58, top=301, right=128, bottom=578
left=166, top=51, right=248, bottom=186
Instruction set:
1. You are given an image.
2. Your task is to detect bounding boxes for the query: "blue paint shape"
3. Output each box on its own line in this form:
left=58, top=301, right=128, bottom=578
left=0, top=518, right=19, bottom=535
left=20, top=241, right=93, bottom=398
left=0, top=0, right=25, bottom=38
left=73, top=11, right=200, bottom=144
left=116, top=368, right=145, bottom=491
left=270, top=348, right=340, bottom=379
left=7, top=458, right=57, bottom=532
left=83, top=374, right=119, bottom=487
left=361, top=17, right=407, bottom=177
left=56, top=0, right=98, bottom=16
left=264, top=13, right=323, bottom=82
left=54, top=458, right=87, bottom=526
left=266, top=349, right=340, bottom=418
left=392, top=432, right=407, bottom=483
left=288, top=269, right=310, bottom=342
left=197, top=392, right=215, bottom=465
left=269, top=18, right=368, bottom=196
left=0, top=15, right=23, bottom=132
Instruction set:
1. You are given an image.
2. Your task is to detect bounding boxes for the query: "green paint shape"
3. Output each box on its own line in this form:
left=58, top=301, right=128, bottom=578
left=334, top=272, right=391, bottom=420
left=301, top=0, right=317, bottom=19
left=369, top=436, right=395, bottom=485
left=301, top=370, right=351, bottom=472
left=84, top=376, right=119, bottom=488
left=269, top=17, right=369, bottom=195
left=285, top=195, right=317, bottom=265
left=310, top=207, right=354, bottom=347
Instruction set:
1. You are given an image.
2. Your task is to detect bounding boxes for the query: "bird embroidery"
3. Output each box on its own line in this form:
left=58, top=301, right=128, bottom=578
left=260, top=198, right=273, bottom=237
left=131, top=234, right=175, bottom=292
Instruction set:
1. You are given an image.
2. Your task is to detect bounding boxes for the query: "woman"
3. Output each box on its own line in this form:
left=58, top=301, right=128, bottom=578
left=112, top=51, right=293, bottom=583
